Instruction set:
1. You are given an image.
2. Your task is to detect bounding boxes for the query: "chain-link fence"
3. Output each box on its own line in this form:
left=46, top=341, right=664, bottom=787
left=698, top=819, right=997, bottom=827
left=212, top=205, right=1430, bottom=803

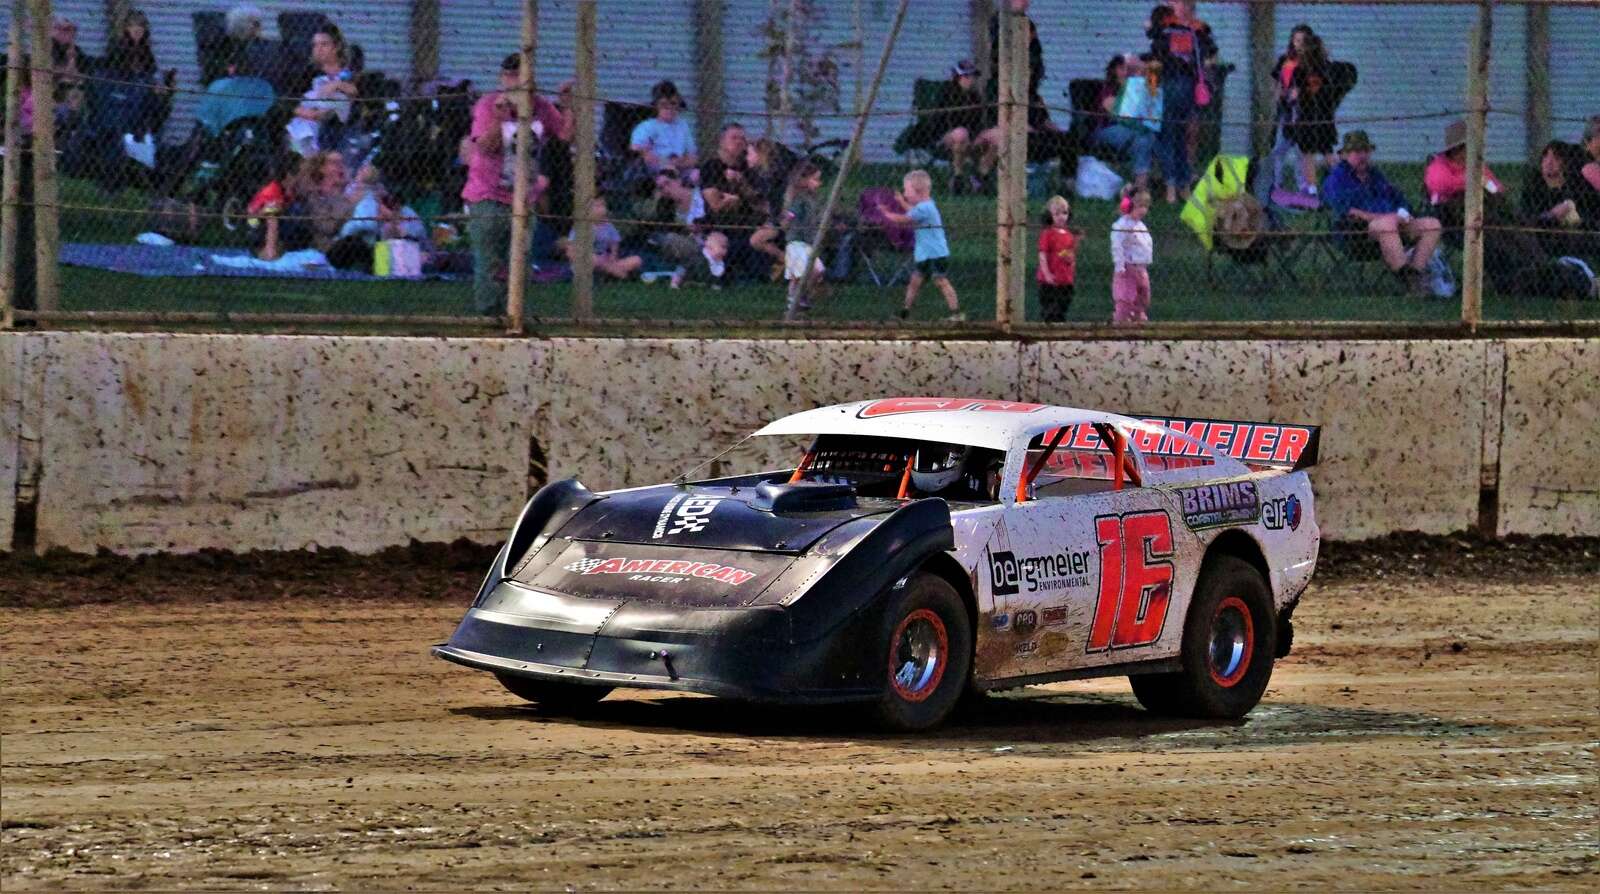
left=1, top=0, right=1596, bottom=332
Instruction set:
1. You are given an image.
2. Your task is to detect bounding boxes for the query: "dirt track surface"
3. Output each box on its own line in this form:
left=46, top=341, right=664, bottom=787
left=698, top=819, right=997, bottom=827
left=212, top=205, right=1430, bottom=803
left=3, top=573, right=1597, bottom=890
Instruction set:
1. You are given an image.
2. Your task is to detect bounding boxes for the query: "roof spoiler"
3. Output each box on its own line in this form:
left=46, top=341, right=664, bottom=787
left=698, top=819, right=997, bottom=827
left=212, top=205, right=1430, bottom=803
left=1129, top=414, right=1321, bottom=471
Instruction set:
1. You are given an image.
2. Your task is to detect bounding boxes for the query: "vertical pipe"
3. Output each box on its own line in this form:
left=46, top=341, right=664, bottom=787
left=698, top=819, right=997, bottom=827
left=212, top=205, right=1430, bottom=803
left=409, top=0, right=441, bottom=84
left=1248, top=0, right=1276, bottom=160
left=993, top=5, right=1012, bottom=328
left=26, top=0, right=55, bottom=314
left=1, top=4, right=22, bottom=329
left=795, top=0, right=910, bottom=318
left=692, top=0, right=725, bottom=157
left=1001, top=10, right=1028, bottom=328
left=851, top=0, right=863, bottom=116
left=1461, top=0, right=1492, bottom=329
left=505, top=0, right=537, bottom=333
left=1524, top=2, right=1549, bottom=166
left=570, top=0, right=597, bottom=321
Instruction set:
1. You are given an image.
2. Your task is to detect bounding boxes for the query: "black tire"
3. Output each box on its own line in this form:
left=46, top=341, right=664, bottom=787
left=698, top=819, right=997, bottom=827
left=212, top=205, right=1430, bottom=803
left=1130, top=555, right=1276, bottom=719
left=870, top=572, right=973, bottom=732
left=495, top=673, right=613, bottom=711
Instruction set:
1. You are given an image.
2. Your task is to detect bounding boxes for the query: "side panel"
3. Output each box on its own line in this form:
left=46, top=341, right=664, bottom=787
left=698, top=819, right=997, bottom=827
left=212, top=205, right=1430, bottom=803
left=1247, top=471, right=1322, bottom=610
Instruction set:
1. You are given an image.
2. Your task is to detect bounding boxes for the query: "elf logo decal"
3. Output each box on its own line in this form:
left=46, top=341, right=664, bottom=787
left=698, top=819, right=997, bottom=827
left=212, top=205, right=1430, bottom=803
left=1262, top=493, right=1302, bottom=531
left=1177, top=481, right=1259, bottom=529
left=563, top=556, right=758, bottom=586
left=652, top=495, right=724, bottom=539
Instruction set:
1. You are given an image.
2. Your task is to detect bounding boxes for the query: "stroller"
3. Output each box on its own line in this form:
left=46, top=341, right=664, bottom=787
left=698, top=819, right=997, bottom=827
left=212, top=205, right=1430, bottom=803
left=157, top=76, right=281, bottom=231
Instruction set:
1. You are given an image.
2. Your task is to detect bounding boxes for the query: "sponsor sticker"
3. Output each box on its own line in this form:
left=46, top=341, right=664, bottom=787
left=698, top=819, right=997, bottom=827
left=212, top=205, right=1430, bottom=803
left=1262, top=493, right=1303, bottom=531
left=857, top=398, right=1046, bottom=418
left=1014, top=640, right=1039, bottom=656
left=989, top=548, right=1094, bottom=596
left=991, top=613, right=1011, bottom=630
left=1041, top=605, right=1069, bottom=627
left=563, top=556, right=757, bottom=586
left=1176, top=481, right=1260, bottom=529
left=652, top=494, right=724, bottom=539
left=1012, top=610, right=1038, bottom=635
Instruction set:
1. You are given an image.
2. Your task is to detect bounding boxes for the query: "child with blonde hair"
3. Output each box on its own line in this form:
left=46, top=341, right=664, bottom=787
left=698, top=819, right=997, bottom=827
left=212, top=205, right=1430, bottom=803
left=879, top=169, right=963, bottom=321
left=1110, top=187, right=1154, bottom=323
left=1036, top=195, right=1077, bottom=321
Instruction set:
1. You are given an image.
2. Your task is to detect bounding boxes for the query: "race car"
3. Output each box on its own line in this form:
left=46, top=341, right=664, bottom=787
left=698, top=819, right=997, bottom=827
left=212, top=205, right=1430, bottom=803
left=434, top=397, right=1321, bottom=731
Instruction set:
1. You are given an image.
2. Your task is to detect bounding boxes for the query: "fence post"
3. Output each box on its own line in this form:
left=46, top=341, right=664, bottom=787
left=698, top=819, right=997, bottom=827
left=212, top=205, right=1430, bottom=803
left=1524, top=2, right=1549, bottom=166
left=1, top=4, right=21, bottom=329
left=1461, top=0, right=1492, bottom=329
left=793, top=0, right=909, bottom=321
left=1247, top=0, right=1276, bottom=160
left=26, top=0, right=56, bottom=315
left=993, top=6, right=1012, bottom=329
left=409, top=0, right=441, bottom=83
left=570, top=0, right=597, bottom=321
left=994, top=8, right=1027, bottom=330
left=691, top=0, right=725, bottom=157
left=505, top=0, right=537, bottom=333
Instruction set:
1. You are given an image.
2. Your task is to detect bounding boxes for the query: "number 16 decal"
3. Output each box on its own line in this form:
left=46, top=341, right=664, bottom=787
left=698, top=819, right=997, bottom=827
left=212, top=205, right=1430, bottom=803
left=1088, top=510, right=1175, bottom=651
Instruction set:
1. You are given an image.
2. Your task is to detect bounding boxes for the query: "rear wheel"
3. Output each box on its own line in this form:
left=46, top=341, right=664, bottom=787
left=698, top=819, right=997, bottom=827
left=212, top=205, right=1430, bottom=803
left=1130, top=555, right=1276, bottom=719
left=495, top=673, right=613, bottom=711
left=870, top=572, right=973, bottom=732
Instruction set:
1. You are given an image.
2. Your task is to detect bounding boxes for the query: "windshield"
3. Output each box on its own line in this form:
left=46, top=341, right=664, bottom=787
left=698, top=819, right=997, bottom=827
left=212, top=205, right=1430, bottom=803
left=681, top=433, right=1005, bottom=503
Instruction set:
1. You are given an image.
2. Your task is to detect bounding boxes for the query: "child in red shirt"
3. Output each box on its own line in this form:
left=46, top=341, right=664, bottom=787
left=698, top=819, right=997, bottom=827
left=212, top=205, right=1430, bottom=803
left=1036, top=195, right=1077, bottom=321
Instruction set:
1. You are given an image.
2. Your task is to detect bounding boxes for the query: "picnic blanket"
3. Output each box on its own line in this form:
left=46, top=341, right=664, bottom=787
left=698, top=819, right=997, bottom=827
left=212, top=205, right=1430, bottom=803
left=60, top=242, right=471, bottom=282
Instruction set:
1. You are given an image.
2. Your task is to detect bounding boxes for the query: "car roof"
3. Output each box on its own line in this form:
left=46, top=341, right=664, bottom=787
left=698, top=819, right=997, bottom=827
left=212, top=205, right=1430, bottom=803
left=753, top=398, right=1136, bottom=451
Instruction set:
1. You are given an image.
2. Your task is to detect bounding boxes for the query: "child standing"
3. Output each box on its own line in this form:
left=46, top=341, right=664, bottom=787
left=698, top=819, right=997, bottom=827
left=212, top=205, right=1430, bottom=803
left=1110, top=188, right=1154, bottom=323
left=880, top=169, right=963, bottom=321
left=1036, top=195, right=1077, bottom=322
left=782, top=161, right=826, bottom=319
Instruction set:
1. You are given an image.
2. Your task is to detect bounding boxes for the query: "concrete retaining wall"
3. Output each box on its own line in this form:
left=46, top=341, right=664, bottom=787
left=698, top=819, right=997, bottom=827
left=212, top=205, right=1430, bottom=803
left=1, top=333, right=1593, bottom=554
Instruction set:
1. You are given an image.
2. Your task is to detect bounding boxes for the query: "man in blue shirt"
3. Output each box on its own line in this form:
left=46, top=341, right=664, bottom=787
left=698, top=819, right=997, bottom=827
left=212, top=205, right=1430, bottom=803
left=1321, top=130, right=1442, bottom=294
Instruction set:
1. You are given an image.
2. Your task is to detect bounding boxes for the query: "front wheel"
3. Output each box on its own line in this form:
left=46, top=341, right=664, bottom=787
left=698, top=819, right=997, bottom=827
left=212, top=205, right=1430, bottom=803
left=869, top=572, right=973, bottom=732
left=1130, top=555, right=1276, bottom=719
left=495, top=673, right=613, bottom=712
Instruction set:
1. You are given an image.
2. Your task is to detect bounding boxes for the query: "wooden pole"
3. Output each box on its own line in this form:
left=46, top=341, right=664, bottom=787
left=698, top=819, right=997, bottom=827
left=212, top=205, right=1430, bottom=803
left=1005, top=11, right=1027, bottom=327
left=27, top=0, right=55, bottom=314
left=570, top=0, right=597, bottom=321
left=1248, top=0, right=1276, bottom=160
left=1524, top=2, right=1549, bottom=166
left=691, top=0, right=725, bottom=155
left=970, top=0, right=993, bottom=87
left=851, top=0, right=863, bottom=116
left=1, top=3, right=23, bottom=329
left=1461, top=0, right=1491, bottom=329
left=409, top=0, right=441, bottom=83
left=993, top=6, right=1012, bottom=328
left=793, top=0, right=910, bottom=320
left=505, top=0, right=537, bottom=333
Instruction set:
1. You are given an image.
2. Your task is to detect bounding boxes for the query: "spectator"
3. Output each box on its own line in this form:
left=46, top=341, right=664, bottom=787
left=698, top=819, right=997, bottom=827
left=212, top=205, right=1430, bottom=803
left=102, top=9, right=176, bottom=142
left=1583, top=115, right=1600, bottom=193
left=1110, top=187, right=1154, bottom=323
left=671, top=231, right=730, bottom=289
left=221, top=4, right=288, bottom=89
left=630, top=79, right=697, bottom=174
left=49, top=17, right=89, bottom=123
left=979, top=0, right=1069, bottom=185
left=1282, top=32, right=1339, bottom=193
left=781, top=161, right=826, bottom=319
left=461, top=53, right=549, bottom=316
left=699, top=122, right=770, bottom=277
left=1036, top=195, right=1076, bottom=322
left=1092, top=54, right=1127, bottom=131
left=534, top=80, right=577, bottom=257
left=1321, top=130, right=1441, bottom=295
left=880, top=169, right=964, bottom=322
left=1148, top=0, right=1217, bottom=203
left=285, top=25, right=358, bottom=156
left=339, top=160, right=428, bottom=247
left=745, top=137, right=789, bottom=273
left=1263, top=24, right=1314, bottom=195
left=1092, top=54, right=1162, bottom=193
left=294, top=150, right=357, bottom=254
left=1521, top=140, right=1600, bottom=260
left=933, top=59, right=990, bottom=194
left=567, top=197, right=643, bottom=280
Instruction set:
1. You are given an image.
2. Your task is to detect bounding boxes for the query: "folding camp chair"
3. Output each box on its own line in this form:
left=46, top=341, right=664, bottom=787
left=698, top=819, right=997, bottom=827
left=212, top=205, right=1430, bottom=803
left=854, top=187, right=915, bottom=287
left=891, top=78, right=953, bottom=170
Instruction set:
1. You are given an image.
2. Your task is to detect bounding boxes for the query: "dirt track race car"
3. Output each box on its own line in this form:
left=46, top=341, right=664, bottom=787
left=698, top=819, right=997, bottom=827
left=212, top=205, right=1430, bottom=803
left=435, top=398, right=1322, bottom=731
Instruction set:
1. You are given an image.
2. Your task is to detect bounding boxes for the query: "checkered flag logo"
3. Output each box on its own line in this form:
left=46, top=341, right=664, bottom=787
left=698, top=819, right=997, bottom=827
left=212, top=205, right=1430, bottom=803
left=564, top=558, right=606, bottom=574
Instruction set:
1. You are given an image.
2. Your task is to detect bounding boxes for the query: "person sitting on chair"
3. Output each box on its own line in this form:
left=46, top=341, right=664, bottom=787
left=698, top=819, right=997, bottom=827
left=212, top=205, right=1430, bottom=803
left=933, top=60, right=991, bottom=195
left=1321, top=130, right=1441, bottom=296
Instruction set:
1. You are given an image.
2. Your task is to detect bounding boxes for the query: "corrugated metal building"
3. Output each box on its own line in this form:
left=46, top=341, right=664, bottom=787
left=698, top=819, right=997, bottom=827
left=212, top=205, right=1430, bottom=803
left=2, top=1, right=1595, bottom=163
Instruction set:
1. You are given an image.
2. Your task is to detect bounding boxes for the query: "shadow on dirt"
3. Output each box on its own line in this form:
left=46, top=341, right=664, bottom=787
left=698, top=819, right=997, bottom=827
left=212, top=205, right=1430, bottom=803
left=452, top=689, right=1501, bottom=751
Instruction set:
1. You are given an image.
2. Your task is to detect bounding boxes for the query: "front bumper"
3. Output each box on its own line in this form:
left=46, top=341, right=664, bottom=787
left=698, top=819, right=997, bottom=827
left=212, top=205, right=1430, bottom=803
left=433, top=581, right=882, bottom=704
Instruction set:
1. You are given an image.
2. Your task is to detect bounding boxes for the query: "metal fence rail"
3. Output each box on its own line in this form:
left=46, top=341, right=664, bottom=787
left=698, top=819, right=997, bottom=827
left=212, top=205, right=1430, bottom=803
left=1, top=0, right=1597, bottom=335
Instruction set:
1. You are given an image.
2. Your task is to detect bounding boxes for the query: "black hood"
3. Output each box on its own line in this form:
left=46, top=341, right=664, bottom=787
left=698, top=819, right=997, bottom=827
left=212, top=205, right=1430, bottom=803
left=555, top=483, right=896, bottom=554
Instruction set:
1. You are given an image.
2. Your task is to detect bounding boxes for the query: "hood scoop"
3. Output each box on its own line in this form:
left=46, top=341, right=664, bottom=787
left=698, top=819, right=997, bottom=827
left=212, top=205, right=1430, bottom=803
left=751, top=480, right=857, bottom=514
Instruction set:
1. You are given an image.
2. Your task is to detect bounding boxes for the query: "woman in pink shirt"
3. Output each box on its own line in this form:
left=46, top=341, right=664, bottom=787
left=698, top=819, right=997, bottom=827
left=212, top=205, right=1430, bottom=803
left=1423, top=121, right=1503, bottom=208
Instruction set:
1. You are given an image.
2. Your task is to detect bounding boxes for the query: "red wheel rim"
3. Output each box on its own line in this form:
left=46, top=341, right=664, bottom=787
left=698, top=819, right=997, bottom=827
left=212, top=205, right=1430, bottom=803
left=1207, top=596, right=1255, bottom=688
left=888, top=608, right=948, bottom=702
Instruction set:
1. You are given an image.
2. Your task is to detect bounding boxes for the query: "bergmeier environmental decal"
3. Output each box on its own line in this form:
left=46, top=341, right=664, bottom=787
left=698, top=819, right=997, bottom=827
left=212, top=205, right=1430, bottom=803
left=1176, top=481, right=1260, bottom=529
left=986, top=547, right=1095, bottom=596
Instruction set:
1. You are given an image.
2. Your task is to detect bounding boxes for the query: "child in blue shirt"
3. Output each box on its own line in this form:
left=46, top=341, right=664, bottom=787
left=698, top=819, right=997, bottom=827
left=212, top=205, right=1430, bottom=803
left=878, top=169, right=964, bottom=321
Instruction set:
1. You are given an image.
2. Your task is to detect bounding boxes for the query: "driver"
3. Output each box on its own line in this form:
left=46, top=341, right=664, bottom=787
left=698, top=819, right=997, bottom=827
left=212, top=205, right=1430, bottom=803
left=910, top=443, right=1001, bottom=500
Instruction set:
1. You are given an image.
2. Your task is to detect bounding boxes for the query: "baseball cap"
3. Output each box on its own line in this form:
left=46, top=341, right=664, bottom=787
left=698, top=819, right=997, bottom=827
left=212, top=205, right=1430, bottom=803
left=500, top=53, right=521, bottom=72
left=951, top=59, right=977, bottom=78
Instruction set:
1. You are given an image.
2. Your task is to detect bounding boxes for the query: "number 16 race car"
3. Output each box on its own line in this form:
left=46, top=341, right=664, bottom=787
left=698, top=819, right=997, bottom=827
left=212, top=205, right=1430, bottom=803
left=435, top=398, right=1321, bottom=731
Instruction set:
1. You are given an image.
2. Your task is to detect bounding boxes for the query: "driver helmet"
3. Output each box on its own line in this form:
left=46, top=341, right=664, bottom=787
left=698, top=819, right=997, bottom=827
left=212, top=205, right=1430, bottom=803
left=910, top=443, right=972, bottom=494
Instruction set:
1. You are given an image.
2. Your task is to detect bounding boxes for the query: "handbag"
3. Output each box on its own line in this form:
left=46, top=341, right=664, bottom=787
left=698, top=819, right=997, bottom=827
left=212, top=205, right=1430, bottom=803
left=1194, top=77, right=1213, bottom=108
left=374, top=239, right=423, bottom=277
